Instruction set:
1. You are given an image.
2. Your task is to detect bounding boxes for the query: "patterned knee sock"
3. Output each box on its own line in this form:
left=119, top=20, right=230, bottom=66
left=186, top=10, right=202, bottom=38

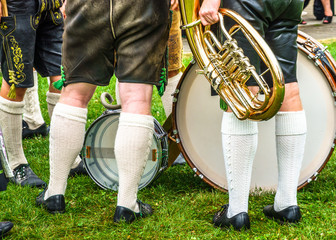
left=46, top=91, right=60, bottom=120
left=0, top=96, right=27, bottom=169
left=45, top=103, right=87, bottom=198
left=274, top=111, right=306, bottom=211
left=23, top=71, right=45, bottom=129
left=161, top=72, right=182, bottom=117
left=221, top=112, right=258, bottom=218
left=115, top=112, right=154, bottom=212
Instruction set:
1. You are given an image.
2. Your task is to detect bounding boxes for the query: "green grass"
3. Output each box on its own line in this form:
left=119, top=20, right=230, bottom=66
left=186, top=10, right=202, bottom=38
left=1, top=41, right=336, bottom=239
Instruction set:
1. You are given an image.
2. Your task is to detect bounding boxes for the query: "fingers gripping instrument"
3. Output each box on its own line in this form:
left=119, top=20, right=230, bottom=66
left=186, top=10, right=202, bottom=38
left=179, top=1, right=285, bottom=120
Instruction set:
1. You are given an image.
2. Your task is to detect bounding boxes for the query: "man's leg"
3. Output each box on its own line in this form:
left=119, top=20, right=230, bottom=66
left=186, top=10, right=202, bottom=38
left=36, top=82, right=96, bottom=213
left=212, top=112, right=257, bottom=231
left=47, top=76, right=85, bottom=174
left=0, top=80, right=45, bottom=187
left=113, top=82, right=154, bottom=223
left=263, top=82, right=307, bottom=223
left=22, top=71, right=47, bottom=138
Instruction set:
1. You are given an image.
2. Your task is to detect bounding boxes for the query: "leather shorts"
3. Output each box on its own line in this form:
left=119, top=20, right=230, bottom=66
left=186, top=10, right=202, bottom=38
left=0, top=0, right=63, bottom=88
left=62, top=0, right=171, bottom=87
left=221, top=0, right=304, bottom=85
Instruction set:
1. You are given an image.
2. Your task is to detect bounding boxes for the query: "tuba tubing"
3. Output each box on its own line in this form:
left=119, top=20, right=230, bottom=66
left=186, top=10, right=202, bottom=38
left=179, top=1, right=285, bottom=121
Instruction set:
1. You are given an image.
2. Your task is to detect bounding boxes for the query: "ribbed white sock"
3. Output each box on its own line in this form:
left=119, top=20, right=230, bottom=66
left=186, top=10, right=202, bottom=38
left=46, top=91, right=60, bottom=120
left=115, top=112, right=154, bottom=212
left=0, top=96, right=27, bottom=169
left=45, top=92, right=81, bottom=169
left=161, top=72, right=182, bottom=117
left=274, top=111, right=306, bottom=211
left=221, top=112, right=258, bottom=218
left=23, top=71, right=45, bottom=129
left=45, top=103, right=87, bottom=198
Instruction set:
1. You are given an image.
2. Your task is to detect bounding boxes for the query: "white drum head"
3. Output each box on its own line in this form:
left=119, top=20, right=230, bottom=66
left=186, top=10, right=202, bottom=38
left=173, top=50, right=336, bottom=191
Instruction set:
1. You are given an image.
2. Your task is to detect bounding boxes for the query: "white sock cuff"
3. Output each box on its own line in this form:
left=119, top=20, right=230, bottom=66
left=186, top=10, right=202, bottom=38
left=221, top=112, right=258, bottom=135
left=54, top=103, right=87, bottom=124
left=119, top=112, right=154, bottom=130
left=46, top=91, right=61, bottom=105
left=168, top=72, right=182, bottom=84
left=275, top=110, right=307, bottom=135
left=0, top=96, right=24, bottom=115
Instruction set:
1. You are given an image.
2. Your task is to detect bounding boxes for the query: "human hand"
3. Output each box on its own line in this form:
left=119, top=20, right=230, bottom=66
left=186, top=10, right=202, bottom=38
left=171, top=0, right=179, bottom=11
left=199, top=0, right=221, bottom=25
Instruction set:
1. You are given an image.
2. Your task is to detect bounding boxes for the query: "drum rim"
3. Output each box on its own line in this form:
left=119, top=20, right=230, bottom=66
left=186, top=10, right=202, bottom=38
left=172, top=31, right=336, bottom=192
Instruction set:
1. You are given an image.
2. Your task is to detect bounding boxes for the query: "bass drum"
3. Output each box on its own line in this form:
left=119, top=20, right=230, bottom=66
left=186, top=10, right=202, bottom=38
left=83, top=110, right=168, bottom=191
left=172, top=31, right=336, bottom=191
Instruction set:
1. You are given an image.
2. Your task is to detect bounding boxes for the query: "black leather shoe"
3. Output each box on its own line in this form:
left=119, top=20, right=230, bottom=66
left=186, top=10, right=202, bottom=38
left=69, top=160, right=87, bottom=176
left=0, top=221, right=13, bottom=237
left=212, top=204, right=250, bottom=231
left=22, top=120, right=48, bottom=139
left=263, top=205, right=301, bottom=223
left=36, top=189, right=65, bottom=214
left=11, top=164, right=46, bottom=188
left=113, top=200, right=153, bottom=223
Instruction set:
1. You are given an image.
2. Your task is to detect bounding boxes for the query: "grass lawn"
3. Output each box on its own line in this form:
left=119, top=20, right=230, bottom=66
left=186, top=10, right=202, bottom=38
left=1, top=39, right=336, bottom=239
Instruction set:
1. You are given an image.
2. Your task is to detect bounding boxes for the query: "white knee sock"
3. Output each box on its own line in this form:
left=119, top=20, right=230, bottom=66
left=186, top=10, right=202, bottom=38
left=45, top=92, right=81, bottom=169
left=221, top=112, right=258, bottom=218
left=23, top=71, right=45, bottom=129
left=0, top=97, right=27, bottom=169
left=115, top=112, right=154, bottom=212
left=161, top=72, right=182, bottom=117
left=46, top=91, right=60, bottom=120
left=274, top=111, right=306, bottom=211
left=45, top=103, right=87, bottom=198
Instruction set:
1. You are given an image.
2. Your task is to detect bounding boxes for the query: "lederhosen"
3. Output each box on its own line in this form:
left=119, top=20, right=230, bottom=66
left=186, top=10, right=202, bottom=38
left=61, top=0, right=170, bottom=93
left=0, top=0, right=63, bottom=97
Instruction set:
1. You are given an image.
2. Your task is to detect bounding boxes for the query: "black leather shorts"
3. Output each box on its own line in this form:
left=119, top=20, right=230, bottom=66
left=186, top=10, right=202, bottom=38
left=221, top=0, right=304, bottom=85
left=0, top=0, right=63, bottom=88
left=62, top=0, right=171, bottom=87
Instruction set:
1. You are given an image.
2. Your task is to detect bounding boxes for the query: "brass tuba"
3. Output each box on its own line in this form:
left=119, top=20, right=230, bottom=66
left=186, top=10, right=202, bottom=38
left=179, top=0, right=285, bottom=120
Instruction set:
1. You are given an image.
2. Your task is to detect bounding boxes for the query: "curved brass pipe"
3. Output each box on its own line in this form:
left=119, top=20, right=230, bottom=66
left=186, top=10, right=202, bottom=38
left=179, top=1, right=285, bottom=120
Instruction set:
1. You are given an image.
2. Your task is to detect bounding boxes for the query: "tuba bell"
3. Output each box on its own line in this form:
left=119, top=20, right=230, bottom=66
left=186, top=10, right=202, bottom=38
left=179, top=0, right=285, bottom=120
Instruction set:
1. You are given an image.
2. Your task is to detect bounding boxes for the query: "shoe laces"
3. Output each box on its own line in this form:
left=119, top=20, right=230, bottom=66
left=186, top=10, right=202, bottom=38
left=215, top=205, right=229, bottom=218
left=14, top=164, right=29, bottom=180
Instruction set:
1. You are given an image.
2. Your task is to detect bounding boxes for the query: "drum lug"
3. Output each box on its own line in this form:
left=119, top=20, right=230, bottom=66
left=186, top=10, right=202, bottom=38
left=192, top=167, right=204, bottom=179
left=307, top=172, right=319, bottom=183
left=168, top=129, right=180, bottom=143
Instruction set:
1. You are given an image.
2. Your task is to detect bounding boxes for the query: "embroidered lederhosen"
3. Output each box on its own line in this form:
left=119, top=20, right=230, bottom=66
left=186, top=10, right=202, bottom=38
left=60, top=0, right=170, bottom=96
left=0, top=0, right=63, bottom=99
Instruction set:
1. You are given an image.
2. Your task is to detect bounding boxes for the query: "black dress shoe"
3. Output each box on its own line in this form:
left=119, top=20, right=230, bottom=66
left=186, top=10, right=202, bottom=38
left=22, top=120, right=48, bottom=139
left=0, top=221, right=13, bottom=237
left=69, top=160, right=87, bottom=176
left=212, top=204, right=250, bottom=231
left=113, top=200, right=153, bottom=223
left=36, top=189, right=65, bottom=214
left=11, top=164, right=46, bottom=188
left=263, top=205, right=301, bottom=223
